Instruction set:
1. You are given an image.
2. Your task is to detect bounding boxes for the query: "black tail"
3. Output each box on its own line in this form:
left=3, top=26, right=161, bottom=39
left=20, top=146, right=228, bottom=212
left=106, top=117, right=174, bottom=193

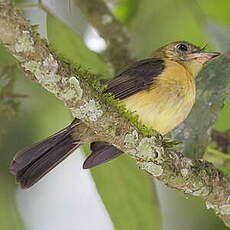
left=83, top=142, right=123, bottom=169
left=10, top=119, right=80, bottom=189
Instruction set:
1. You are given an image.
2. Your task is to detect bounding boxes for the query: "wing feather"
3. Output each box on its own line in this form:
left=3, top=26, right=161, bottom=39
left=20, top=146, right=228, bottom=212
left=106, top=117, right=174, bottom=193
left=104, top=58, right=165, bottom=99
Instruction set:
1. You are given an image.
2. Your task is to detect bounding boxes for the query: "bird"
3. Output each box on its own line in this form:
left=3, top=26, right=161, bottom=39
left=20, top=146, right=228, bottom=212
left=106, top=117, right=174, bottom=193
left=10, top=41, right=220, bottom=188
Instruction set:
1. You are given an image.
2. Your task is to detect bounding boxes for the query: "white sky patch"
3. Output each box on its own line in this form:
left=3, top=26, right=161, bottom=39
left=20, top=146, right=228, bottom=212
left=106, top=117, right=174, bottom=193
left=84, top=27, right=106, bottom=52
left=16, top=149, right=114, bottom=230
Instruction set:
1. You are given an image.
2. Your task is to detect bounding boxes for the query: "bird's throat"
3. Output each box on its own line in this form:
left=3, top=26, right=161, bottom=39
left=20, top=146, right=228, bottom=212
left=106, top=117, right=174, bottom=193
left=180, top=61, right=203, bottom=78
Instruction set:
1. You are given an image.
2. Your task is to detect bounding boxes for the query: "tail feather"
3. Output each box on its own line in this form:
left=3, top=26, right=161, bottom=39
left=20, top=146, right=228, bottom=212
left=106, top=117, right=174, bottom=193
left=11, top=119, right=125, bottom=188
left=83, top=142, right=123, bottom=169
left=10, top=119, right=80, bottom=188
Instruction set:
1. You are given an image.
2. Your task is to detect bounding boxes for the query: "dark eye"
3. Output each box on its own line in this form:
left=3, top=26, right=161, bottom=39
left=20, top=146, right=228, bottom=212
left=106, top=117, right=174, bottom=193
left=176, top=43, right=188, bottom=52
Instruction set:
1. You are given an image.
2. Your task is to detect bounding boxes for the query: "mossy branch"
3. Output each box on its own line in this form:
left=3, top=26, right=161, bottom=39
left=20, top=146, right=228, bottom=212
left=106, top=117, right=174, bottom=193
left=0, top=1, right=230, bottom=227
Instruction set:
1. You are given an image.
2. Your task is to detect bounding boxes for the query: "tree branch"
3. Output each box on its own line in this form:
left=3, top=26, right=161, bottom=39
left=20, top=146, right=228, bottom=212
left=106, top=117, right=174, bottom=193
left=73, top=0, right=135, bottom=73
left=1, top=2, right=230, bottom=227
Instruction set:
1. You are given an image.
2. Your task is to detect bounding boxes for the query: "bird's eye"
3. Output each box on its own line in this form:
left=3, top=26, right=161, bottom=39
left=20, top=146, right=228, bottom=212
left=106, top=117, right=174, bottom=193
left=176, top=43, right=188, bottom=52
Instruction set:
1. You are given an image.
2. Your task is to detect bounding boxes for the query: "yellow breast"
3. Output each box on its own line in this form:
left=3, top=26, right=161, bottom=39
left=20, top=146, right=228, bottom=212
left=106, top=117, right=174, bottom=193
left=121, top=60, right=196, bottom=135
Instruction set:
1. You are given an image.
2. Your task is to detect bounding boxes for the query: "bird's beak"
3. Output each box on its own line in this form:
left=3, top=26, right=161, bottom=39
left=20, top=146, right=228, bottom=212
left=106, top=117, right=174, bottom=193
left=188, top=51, right=221, bottom=63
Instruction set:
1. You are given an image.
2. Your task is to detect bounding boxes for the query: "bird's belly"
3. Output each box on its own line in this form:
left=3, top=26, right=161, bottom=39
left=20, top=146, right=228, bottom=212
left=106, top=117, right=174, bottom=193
left=122, top=88, right=195, bottom=135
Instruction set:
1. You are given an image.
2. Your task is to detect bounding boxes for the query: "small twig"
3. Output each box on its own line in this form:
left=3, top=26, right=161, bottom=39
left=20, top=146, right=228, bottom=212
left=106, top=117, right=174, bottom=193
left=73, top=0, right=135, bottom=73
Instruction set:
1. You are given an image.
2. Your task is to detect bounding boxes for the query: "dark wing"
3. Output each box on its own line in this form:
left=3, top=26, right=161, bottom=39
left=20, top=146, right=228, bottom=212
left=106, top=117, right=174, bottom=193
left=83, top=142, right=122, bottom=169
left=104, top=58, right=165, bottom=99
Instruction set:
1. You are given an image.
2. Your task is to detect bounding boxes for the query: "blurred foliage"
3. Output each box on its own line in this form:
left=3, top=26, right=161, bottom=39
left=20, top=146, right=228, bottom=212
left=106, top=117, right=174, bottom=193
left=0, top=177, right=25, bottom=230
left=0, top=46, right=26, bottom=230
left=198, top=0, right=230, bottom=25
left=214, top=98, right=230, bottom=131
left=205, top=129, right=230, bottom=175
left=115, top=0, right=139, bottom=23
left=122, top=0, right=205, bottom=57
left=0, top=0, right=230, bottom=230
left=47, top=13, right=110, bottom=77
left=0, top=46, right=20, bottom=138
left=204, top=19, right=230, bottom=52
left=0, top=66, right=18, bottom=112
left=155, top=182, right=229, bottom=230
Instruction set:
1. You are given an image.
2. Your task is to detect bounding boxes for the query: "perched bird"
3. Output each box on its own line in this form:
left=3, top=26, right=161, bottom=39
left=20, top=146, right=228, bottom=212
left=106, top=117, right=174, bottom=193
left=11, top=41, right=220, bottom=188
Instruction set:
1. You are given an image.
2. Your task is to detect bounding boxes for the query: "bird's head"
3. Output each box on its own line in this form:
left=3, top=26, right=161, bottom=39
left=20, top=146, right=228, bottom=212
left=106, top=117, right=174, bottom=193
left=152, top=41, right=220, bottom=77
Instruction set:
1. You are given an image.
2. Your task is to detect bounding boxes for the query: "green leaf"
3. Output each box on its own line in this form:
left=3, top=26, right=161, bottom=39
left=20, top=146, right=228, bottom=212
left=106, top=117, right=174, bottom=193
left=47, top=14, right=110, bottom=77
left=83, top=144, right=162, bottom=230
